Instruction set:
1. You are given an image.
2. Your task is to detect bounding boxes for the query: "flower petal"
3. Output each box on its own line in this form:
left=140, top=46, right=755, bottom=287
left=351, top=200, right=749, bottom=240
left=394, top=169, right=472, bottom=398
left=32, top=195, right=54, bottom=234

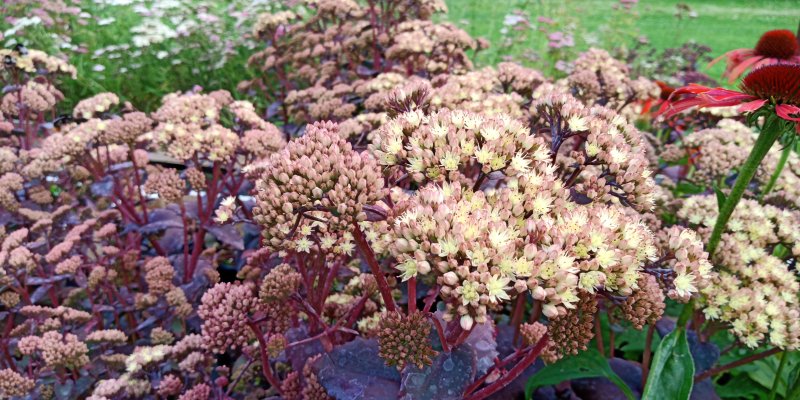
left=726, top=55, right=764, bottom=84
left=776, top=104, right=800, bottom=122
left=737, top=99, right=768, bottom=112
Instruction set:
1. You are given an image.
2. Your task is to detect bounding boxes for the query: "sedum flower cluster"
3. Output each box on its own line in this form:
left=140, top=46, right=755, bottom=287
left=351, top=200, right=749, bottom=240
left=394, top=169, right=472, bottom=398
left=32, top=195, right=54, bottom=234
left=677, top=196, right=800, bottom=349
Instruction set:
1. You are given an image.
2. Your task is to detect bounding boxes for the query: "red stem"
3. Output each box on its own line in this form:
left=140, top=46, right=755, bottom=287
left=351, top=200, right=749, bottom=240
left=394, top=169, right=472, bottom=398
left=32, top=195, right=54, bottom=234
left=246, top=320, right=285, bottom=396
left=465, top=335, right=550, bottom=400
left=352, top=223, right=396, bottom=312
left=694, top=347, right=781, bottom=382
left=428, top=314, right=450, bottom=353
left=407, top=277, right=417, bottom=313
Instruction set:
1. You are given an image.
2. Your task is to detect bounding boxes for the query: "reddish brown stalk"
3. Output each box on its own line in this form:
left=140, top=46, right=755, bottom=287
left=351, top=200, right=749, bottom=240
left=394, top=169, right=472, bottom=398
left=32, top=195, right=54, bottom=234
left=129, top=149, right=149, bottom=223
left=428, top=315, right=451, bottom=353
left=407, top=277, right=417, bottom=313
left=464, top=335, right=550, bottom=400
left=422, top=286, right=440, bottom=313
left=246, top=320, right=285, bottom=396
left=352, top=223, right=397, bottom=312
left=694, top=347, right=781, bottom=382
left=511, top=295, right=526, bottom=345
left=641, top=324, right=655, bottom=388
left=179, top=202, right=190, bottom=277
left=453, top=327, right=473, bottom=348
left=594, top=313, right=605, bottom=356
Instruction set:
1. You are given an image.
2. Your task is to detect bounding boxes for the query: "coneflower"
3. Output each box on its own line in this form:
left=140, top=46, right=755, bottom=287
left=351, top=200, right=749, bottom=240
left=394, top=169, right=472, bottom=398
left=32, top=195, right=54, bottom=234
left=660, top=63, right=800, bottom=256
left=711, top=29, right=800, bottom=83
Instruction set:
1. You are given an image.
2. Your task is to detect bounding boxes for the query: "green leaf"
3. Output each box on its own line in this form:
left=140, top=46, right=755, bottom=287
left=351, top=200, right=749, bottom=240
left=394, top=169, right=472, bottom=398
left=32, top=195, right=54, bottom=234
left=787, top=359, right=800, bottom=400
left=716, top=373, right=771, bottom=399
left=642, top=328, right=695, bottom=400
left=675, top=181, right=705, bottom=196
left=524, top=348, right=635, bottom=400
left=713, top=183, right=727, bottom=212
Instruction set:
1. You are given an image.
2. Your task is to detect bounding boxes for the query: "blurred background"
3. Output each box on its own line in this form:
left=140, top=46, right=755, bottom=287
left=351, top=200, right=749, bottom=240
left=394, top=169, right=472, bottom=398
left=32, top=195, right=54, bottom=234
left=2, top=0, right=798, bottom=111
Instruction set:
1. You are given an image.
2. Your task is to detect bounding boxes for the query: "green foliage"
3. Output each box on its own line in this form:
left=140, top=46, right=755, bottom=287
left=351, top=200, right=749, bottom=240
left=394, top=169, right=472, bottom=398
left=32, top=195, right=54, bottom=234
left=525, top=349, right=635, bottom=400
left=445, top=0, right=800, bottom=79
left=716, top=351, right=800, bottom=400
left=642, top=328, right=694, bottom=400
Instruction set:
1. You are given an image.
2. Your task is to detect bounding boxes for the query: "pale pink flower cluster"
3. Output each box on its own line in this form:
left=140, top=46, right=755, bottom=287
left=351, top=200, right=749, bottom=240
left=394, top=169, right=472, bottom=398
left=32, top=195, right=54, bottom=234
left=145, top=90, right=239, bottom=162
left=198, top=282, right=257, bottom=353
left=73, top=92, right=120, bottom=119
left=566, top=48, right=659, bottom=112
left=252, top=122, right=385, bottom=252
left=18, top=330, right=90, bottom=369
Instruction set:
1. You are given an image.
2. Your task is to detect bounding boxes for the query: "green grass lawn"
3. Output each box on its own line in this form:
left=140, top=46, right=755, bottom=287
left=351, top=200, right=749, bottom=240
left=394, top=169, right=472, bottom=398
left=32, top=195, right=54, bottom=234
left=445, top=0, right=800, bottom=79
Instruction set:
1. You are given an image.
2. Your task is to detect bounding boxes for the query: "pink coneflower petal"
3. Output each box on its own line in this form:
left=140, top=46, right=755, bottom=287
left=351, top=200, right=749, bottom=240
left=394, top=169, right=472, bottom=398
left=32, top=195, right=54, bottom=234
left=726, top=56, right=763, bottom=84
left=776, top=104, right=800, bottom=122
left=738, top=99, right=768, bottom=112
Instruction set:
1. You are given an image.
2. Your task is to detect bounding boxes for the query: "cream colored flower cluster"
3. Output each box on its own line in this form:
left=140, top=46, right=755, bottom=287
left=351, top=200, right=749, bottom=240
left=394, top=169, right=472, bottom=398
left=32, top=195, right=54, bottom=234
left=661, top=119, right=774, bottom=186
left=370, top=108, right=550, bottom=186
left=144, top=90, right=239, bottom=162
left=252, top=122, right=385, bottom=251
left=0, top=48, right=77, bottom=78
left=677, top=195, right=800, bottom=349
left=388, top=179, right=676, bottom=330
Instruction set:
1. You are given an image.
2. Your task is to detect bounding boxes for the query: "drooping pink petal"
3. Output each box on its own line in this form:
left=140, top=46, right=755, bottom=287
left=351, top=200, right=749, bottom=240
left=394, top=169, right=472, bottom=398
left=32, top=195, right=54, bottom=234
left=701, top=88, right=757, bottom=103
left=737, top=99, right=768, bottom=112
left=726, top=55, right=764, bottom=83
left=776, top=104, right=800, bottom=122
left=660, top=97, right=711, bottom=118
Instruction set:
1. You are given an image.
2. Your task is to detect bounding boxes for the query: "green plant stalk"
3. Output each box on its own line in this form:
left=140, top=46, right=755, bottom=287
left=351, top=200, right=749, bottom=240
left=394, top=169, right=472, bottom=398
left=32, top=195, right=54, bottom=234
left=760, top=142, right=793, bottom=201
left=706, top=120, right=784, bottom=255
left=769, top=351, right=789, bottom=400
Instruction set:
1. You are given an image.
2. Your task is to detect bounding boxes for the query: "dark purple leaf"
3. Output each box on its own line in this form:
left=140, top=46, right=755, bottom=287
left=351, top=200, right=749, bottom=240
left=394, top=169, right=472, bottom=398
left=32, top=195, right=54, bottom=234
left=399, top=343, right=476, bottom=400
left=285, top=325, right=324, bottom=373
left=30, top=284, right=52, bottom=304
left=136, top=316, right=158, bottom=332
left=159, top=228, right=185, bottom=255
left=571, top=358, right=643, bottom=400
left=139, top=209, right=183, bottom=233
left=313, top=337, right=401, bottom=400
left=266, top=101, right=282, bottom=119
left=90, top=176, right=113, bottom=197
left=463, top=319, right=498, bottom=376
left=26, top=274, right=70, bottom=285
left=205, top=224, right=244, bottom=250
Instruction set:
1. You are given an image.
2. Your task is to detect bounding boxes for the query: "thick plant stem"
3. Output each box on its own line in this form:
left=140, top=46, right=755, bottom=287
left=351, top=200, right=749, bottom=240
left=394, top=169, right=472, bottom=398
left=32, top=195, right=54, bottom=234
left=768, top=351, right=789, bottom=400
left=760, top=142, right=792, bottom=201
left=706, top=123, right=783, bottom=255
left=352, top=223, right=397, bottom=312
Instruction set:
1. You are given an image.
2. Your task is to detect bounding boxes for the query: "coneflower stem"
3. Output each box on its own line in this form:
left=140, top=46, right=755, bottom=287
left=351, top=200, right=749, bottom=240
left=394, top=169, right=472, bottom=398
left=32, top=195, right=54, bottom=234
left=759, top=141, right=793, bottom=200
left=768, top=350, right=788, bottom=400
left=707, top=120, right=783, bottom=255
